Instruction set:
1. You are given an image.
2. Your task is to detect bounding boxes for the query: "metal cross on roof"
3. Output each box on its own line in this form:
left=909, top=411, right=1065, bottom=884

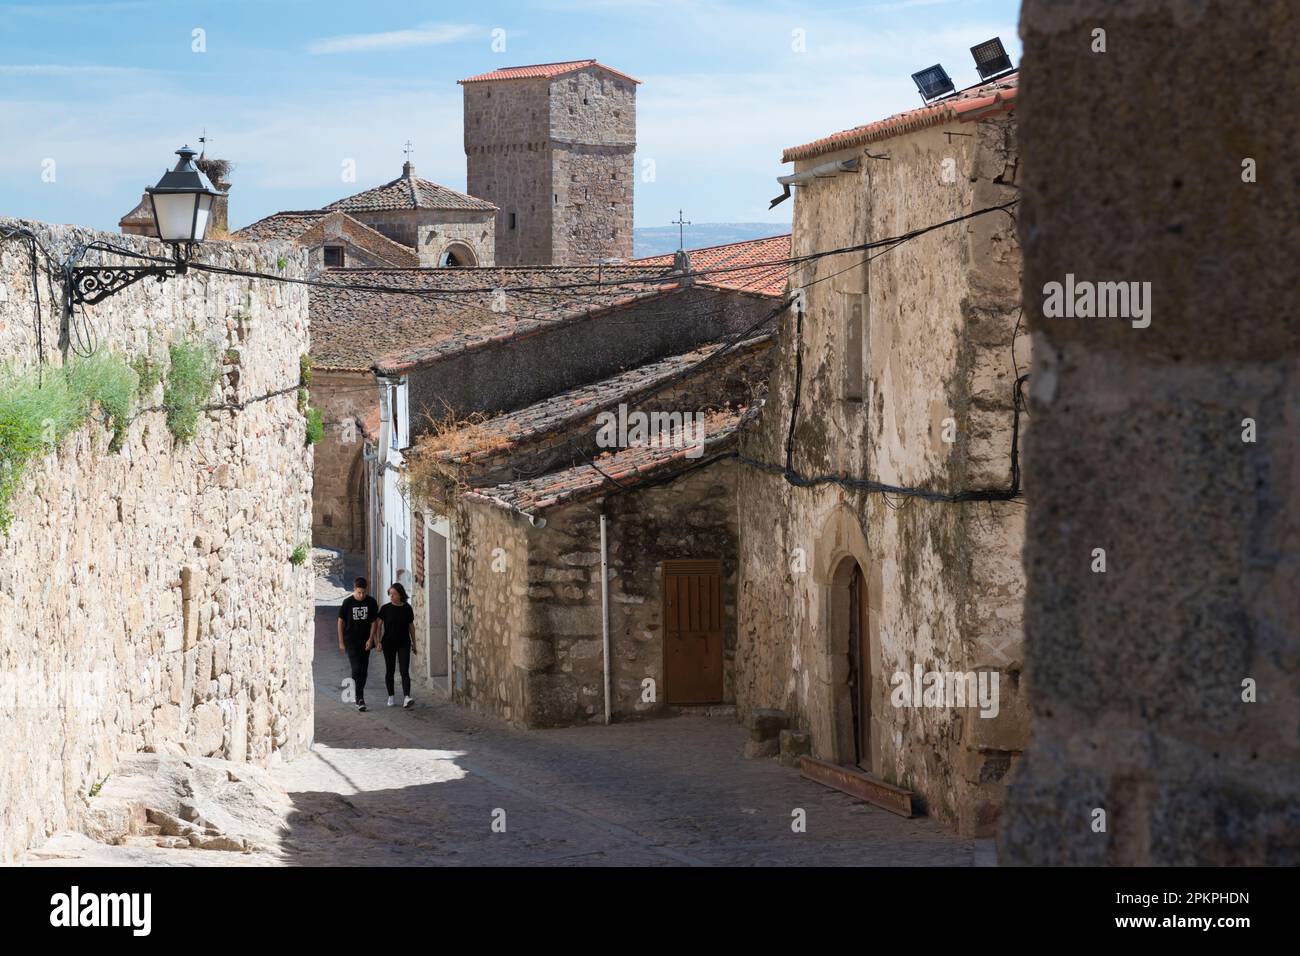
left=403, top=140, right=415, bottom=160
left=672, top=209, right=691, bottom=249
left=198, top=128, right=212, bottom=157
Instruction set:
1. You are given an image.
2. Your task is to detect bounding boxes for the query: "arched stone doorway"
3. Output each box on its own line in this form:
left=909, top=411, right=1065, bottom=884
left=829, top=557, right=872, bottom=769
left=346, top=446, right=369, bottom=554
left=814, top=507, right=879, bottom=773
left=438, top=242, right=477, bottom=268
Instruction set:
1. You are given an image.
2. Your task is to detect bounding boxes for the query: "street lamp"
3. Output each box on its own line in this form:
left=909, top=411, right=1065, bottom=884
left=69, top=144, right=226, bottom=305
left=146, top=145, right=221, bottom=256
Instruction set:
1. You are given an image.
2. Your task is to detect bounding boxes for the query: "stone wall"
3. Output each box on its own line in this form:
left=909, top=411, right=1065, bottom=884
left=735, top=113, right=1028, bottom=835
left=0, top=219, right=315, bottom=862
left=447, top=499, right=529, bottom=722
left=551, top=145, right=635, bottom=264
left=999, top=0, right=1300, bottom=864
left=310, top=370, right=374, bottom=553
left=416, top=213, right=496, bottom=268
left=464, top=77, right=556, bottom=266
left=406, top=286, right=774, bottom=425
left=444, top=459, right=739, bottom=728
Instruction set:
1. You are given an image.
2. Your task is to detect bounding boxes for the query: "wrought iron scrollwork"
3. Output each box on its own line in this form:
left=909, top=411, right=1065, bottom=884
left=70, top=265, right=177, bottom=305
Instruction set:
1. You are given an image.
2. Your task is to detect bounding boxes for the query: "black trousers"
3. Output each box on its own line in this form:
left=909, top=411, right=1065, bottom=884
left=344, top=638, right=370, bottom=702
left=383, top=641, right=411, bottom=697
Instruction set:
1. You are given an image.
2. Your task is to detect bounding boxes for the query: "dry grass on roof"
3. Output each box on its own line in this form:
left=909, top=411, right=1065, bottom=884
left=405, top=402, right=511, bottom=512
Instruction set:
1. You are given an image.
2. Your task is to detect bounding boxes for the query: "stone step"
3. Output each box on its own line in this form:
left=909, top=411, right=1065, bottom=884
left=799, top=756, right=914, bottom=818
left=670, top=703, right=737, bottom=718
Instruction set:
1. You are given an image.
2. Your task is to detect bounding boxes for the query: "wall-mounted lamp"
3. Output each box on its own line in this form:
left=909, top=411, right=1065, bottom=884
left=70, top=145, right=225, bottom=305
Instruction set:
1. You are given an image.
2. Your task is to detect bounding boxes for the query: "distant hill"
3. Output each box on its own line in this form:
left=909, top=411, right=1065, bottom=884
left=633, top=222, right=791, bottom=259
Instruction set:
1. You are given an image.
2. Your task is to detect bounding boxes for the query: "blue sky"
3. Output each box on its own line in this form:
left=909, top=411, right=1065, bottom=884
left=0, top=0, right=1021, bottom=234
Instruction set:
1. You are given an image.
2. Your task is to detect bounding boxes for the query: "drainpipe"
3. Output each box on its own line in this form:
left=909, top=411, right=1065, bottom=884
left=599, top=508, right=611, bottom=725
left=769, top=156, right=861, bottom=207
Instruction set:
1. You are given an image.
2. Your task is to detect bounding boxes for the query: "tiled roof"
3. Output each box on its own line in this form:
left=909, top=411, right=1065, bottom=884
left=232, top=210, right=419, bottom=267
left=298, top=213, right=420, bottom=267
left=459, top=59, right=640, bottom=85
left=437, top=334, right=773, bottom=464
left=232, top=209, right=330, bottom=242
left=464, top=406, right=750, bottom=513
left=782, top=71, right=1019, bottom=164
left=635, top=234, right=791, bottom=297
left=325, top=165, right=497, bottom=213
left=119, top=194, right=153, bottom=226
left=309, top=264, right=675, bottom=371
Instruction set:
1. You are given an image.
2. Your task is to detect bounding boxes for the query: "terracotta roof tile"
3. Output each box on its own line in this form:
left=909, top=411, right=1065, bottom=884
left=635, top=234, right=791, bottom=297
left=119, top=194, right=153, bottom=226
left=782, top=71, right=1018, bottom=164
left=297, top=214, right=420, bottom=267
left=232, top=209, right=330, bottom=241
left=437, top=334, right=773, bottom=464
left=459, top=59, right=640, bottom=85
left=326, top=166, right=496, bottom=214
left=232, top=210, right=419, bottom=267
left=309, top=264, right=675, bottom=371
left=464, top=406, right=752, bottom=513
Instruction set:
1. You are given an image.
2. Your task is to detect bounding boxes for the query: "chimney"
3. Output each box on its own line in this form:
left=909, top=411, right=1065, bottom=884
left=673, top=248, right=694, bottom=285
left=402, top=161, right=416, bottom=179
left=196, top=156, right=233, bottom=239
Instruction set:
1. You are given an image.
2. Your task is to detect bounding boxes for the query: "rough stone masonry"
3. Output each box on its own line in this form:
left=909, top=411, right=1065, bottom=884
left=1000, top=0, right=1300, bottom=864
left=0, top=220, right=315, bottom=862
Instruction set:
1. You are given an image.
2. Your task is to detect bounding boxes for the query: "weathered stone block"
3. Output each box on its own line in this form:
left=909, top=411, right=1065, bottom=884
left=749, top=707, right=789, bottom=742
left=778, top=729, right=812, bottom=767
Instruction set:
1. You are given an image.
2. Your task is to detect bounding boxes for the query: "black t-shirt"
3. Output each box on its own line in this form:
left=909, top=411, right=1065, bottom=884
left=339, top=595, right=379, bottom=644
left=379, top=602, right=415, bottom=645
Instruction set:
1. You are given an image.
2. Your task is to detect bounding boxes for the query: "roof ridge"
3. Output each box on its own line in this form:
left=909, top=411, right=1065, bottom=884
left=782, top=71, right=1018, bottom=164
left=459, top=59, right=641, bottom=85
left=635, top=232, right=791, bottom=262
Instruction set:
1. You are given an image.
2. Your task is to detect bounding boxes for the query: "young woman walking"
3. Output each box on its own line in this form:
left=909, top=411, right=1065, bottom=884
left=377, top=582, right=416, bottom=709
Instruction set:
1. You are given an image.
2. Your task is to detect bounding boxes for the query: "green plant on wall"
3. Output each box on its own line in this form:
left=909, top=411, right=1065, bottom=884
left=305, top=406, right=324, bottom=445
left=162, top=338, right=220, bottom=443
left=131, top=353, right=161, bottom=401
left=298, top=354, right=322, bottom=446
left=0, top=350, right=139, bottom=532
left=289, top=542, right=309, bottom=566
left=298, top=354, right=312, bottom=413
left=68, top=351, right=139, bottom=452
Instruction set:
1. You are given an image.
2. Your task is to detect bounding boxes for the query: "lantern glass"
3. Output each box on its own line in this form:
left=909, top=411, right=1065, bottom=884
left=151, top=191, right=200, bottom=243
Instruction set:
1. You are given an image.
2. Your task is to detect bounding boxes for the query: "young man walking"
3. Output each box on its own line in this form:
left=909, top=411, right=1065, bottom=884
left=338, top=577, right=380, bottom=712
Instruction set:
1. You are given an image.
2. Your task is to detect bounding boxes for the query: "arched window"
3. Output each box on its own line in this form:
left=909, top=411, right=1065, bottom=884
left=438, top=243, right=477, bottom=268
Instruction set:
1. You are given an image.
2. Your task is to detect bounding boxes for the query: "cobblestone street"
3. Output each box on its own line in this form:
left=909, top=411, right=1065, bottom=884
left=270, top=605, right=984, bottom=866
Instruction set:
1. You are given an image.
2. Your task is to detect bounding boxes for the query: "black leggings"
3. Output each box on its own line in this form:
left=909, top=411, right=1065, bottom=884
left=344, top=639, right=370, bottom=702
left=384, top=642, right=411, bottom=698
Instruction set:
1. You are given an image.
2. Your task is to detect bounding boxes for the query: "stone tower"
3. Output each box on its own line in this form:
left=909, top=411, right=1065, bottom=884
left=460, top=60, right=638, bottom=266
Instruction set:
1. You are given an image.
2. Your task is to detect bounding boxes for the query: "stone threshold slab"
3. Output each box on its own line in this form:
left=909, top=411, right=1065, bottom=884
left=799, top=756, right=915, bottom=818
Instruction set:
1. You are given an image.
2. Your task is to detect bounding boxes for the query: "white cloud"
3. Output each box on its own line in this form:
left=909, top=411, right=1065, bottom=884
left=307, top=23, right=480, bottom=55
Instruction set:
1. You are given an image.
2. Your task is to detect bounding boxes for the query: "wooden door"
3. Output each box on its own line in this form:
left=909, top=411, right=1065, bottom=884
left=850, top=564, right=871, bottom=770
left=662, top=559, right=724, bottom=704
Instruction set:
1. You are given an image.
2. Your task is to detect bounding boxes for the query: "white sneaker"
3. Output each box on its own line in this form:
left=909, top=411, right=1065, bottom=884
left=387, top=696, right=396, bottom=707
left=403, top=696, right=414, bottom=709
